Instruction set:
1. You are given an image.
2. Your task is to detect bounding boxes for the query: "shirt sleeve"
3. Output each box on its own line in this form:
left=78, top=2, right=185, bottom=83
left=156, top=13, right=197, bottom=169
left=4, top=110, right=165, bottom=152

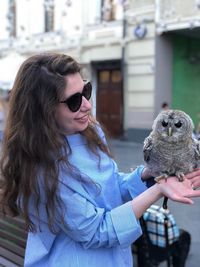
left=117, top=165, right=148, bottom=202
left=56, top=184, right=142, bottom=249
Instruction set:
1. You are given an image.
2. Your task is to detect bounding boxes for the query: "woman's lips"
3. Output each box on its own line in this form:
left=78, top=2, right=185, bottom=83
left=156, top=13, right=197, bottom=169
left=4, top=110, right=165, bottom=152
left=76, top=114, right=89, bottom=123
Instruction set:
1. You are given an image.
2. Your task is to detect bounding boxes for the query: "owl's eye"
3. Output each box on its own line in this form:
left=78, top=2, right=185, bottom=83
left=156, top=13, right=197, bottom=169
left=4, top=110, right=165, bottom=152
left=162, top=120, right=168, bottom=127
left=174, top=121, right=182, bottom=128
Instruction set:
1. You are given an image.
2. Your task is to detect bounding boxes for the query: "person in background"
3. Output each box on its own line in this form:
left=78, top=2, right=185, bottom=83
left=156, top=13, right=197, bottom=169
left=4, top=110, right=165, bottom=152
left=161, top=102, right=169, bottom=111
left=0, top=97, right=8, bottom=125
left=1, top=53, right=200, bottom=267
left=0, top=96, right=9, bottom=141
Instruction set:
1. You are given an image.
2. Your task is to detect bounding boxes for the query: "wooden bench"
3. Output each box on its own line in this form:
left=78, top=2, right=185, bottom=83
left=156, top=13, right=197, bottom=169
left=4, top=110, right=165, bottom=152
left=0, top=214, right=27, bottom=266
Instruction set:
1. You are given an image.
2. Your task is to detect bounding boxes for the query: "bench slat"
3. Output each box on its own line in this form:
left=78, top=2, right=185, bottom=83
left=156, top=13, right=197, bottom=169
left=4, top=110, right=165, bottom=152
left=0, top=220, right=27, bottom=240
left=0, top=229, right=26, bottom=248
left=0, top=237, right=25, bottom=257
left=0, top=214, right=27, bottom=266
left=0, top=216, right=26, bottom=230
left=0, top=246, right=24, bottom=266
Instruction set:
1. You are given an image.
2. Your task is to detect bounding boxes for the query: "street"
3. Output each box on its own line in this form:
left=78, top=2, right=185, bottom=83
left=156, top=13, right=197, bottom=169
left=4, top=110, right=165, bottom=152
left=109, top=138, right=200, bottom=267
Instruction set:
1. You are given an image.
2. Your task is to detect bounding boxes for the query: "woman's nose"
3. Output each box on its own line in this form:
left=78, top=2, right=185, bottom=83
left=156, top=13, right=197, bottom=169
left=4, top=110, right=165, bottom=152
left=80, top=96, right=92, bottom=111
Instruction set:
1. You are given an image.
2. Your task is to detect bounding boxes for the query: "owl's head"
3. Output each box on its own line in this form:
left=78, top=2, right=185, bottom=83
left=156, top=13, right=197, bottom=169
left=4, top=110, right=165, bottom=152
left=152, top=109, right=194, bottom=142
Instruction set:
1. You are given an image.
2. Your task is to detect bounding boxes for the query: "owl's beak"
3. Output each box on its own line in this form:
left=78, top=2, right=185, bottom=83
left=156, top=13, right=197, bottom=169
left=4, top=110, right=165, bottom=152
left=168, top=127, right=172, bottom=136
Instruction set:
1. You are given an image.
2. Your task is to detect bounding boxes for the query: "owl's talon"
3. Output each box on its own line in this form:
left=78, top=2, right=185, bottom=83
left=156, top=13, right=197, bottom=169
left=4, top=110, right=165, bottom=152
left=176, top=172, right=185, bottom=182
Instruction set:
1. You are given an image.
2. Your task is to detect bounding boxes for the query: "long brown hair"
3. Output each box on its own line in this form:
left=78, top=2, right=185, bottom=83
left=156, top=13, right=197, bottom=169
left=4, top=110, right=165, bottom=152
left=0, top=53, right=111, bottom=232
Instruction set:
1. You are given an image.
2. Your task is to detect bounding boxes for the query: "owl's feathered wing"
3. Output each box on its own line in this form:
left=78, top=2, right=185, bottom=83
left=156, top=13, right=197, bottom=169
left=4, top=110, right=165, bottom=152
left=143, top=134, right=162, bottom=177
left=143, top=133, right=200, bottom=179
left=192, top=138, right=200, bottom=162
left=143, top=135, right=154, bottom=163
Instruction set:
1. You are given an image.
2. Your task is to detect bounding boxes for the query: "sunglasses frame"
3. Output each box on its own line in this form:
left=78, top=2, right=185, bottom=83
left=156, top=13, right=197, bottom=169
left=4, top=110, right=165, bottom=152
left=59, top=80, right=92, bottom=112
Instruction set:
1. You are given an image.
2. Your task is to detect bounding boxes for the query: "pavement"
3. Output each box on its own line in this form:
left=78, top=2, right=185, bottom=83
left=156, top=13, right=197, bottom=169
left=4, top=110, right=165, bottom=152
left=109, top=138, right=200, bottom=267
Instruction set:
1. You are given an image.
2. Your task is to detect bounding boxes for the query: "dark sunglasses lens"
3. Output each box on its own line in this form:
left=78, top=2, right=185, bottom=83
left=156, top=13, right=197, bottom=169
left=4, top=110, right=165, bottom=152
left=67, top=93, right=82, bottom=112
left=64, top=82, right=92, bottom=112
left=83, top=82, right=92, bottom=100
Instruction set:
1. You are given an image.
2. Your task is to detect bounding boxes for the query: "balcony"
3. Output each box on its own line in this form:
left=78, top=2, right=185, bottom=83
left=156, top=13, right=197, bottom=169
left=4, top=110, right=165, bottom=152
left=156, top=0, right=200, bottom=33
left=0, top=31, right=82, bottom=55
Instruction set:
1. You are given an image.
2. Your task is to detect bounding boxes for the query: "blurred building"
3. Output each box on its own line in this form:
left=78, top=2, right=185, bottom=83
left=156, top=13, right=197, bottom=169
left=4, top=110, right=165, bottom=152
left=0, top=0, right=200, bottom=141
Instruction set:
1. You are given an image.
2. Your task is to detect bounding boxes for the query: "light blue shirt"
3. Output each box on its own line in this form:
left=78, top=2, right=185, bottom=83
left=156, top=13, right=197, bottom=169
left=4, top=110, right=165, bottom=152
left=24, top=129, right=147, bottom=267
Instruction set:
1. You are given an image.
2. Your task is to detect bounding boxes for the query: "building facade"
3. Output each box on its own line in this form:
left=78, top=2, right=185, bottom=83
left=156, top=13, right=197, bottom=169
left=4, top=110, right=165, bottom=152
left=155, top=0, right=200, bottom=132
left=0, top=0, right=200, bottom=141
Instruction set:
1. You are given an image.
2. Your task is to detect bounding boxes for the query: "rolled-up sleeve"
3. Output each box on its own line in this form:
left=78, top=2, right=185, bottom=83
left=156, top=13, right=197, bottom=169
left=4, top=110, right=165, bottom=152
left=110, top=201, right=142, bottom=247
left=56, top=185, right=142, bottom=249
left=117, top=165, right=148, bottom=202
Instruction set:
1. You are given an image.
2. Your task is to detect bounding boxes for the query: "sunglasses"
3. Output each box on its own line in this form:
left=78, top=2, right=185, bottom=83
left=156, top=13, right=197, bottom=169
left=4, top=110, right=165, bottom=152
left=60, top=81, right=92, bottom=112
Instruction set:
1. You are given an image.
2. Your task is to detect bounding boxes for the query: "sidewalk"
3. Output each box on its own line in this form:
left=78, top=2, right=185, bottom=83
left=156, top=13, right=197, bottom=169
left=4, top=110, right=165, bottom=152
left=109, top=138, right=200, bottom=267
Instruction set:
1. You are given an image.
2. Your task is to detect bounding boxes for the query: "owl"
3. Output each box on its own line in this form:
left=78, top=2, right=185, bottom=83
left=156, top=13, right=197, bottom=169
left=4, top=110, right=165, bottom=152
left=143, top=109, right=200, bottom=182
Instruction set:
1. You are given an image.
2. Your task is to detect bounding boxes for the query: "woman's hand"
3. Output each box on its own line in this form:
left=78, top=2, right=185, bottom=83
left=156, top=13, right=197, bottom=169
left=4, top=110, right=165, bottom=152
left=131, top=170, right=200, bottom=219
left=157, top=174, right=200, bottom=205
left=185, top=168, right=200, bottom=189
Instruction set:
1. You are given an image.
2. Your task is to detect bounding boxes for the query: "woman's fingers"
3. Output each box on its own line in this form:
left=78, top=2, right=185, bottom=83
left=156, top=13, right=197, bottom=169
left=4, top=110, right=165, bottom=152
left=185, top=169, right=200, bottom=179
left=185, top=169, right=200, bottom=188
left=172, top=197, right=193, bottom=205
left=158, top=176, right=200, bottom=204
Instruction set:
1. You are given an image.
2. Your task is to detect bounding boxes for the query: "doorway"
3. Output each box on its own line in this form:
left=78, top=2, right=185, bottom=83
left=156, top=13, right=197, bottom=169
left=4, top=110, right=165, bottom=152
left=93, top=61, right=123, bottom=137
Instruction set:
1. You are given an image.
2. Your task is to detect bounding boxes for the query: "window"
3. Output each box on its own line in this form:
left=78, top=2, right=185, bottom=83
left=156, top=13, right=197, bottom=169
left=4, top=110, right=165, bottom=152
left=101, top=0, right=117, bottom=21
left=99, top=71, right=110, bottom=83
left=44, top=0, right=54, bottom=32
left=8, top=0, right=16, bottom=37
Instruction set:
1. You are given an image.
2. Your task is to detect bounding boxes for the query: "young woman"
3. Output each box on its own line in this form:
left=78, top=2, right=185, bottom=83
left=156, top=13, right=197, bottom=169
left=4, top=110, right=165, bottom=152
left=1, top=53, right=200, bottom=267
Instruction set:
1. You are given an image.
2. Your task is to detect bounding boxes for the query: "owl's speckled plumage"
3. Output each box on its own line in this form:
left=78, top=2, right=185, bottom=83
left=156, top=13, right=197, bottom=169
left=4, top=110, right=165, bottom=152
left=143, top=109, right=200, bottom=181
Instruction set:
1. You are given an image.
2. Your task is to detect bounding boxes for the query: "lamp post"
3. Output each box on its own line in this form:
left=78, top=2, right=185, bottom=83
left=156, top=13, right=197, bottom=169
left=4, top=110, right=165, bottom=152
left=121, top=0, right=128, bottom=136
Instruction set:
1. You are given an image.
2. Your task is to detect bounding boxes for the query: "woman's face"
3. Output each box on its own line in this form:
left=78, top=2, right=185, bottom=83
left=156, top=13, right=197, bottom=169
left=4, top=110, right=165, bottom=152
left=55, top=73, right=92, bottom=135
